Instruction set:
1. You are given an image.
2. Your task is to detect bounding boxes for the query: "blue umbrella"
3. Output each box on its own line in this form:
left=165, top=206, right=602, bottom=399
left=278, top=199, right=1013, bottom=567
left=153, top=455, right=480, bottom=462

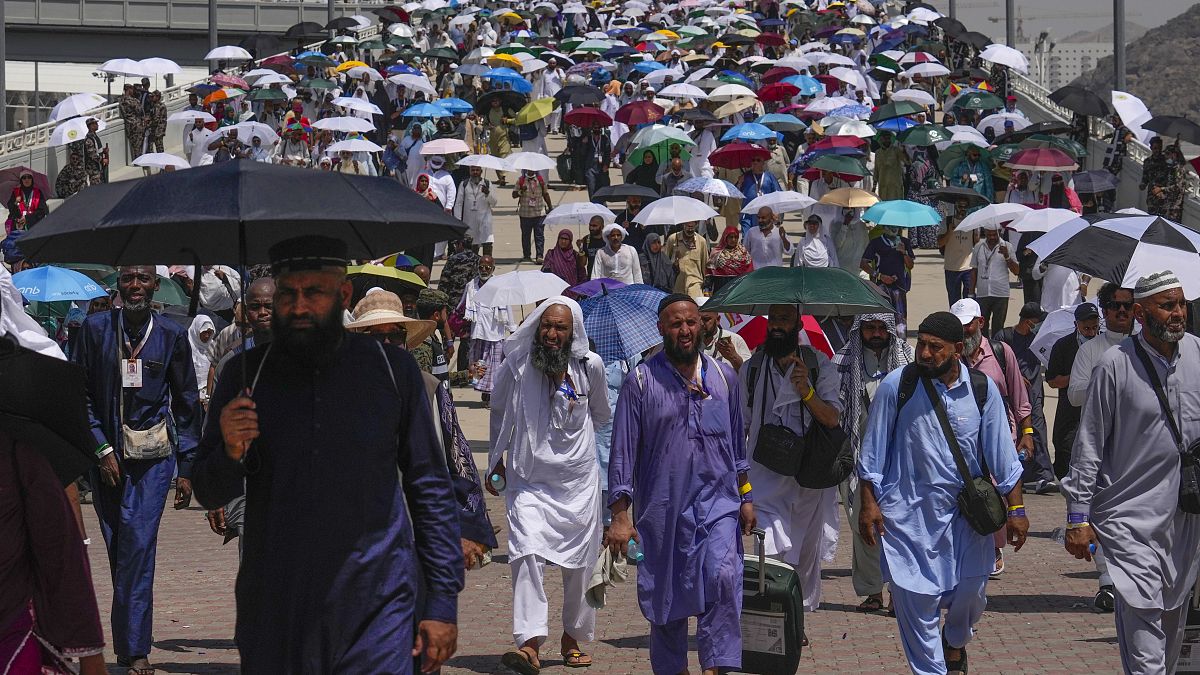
left=482, top=68, right=533, bottom=94
left=872, top=37, right=906, bottom=53
left=12, top=266, right=108, bottom=303
left=387, top=64, right=422, bottom=75
left=718, top=70, right=753, bottom=87
left=876, top=116, right=917, bottom=133
left=604, top=45, right=636, bottom=58
left=721, top=122, right=777, bottom=143
left=402, top=102, right=451, bottom=118
left=782, top=75, right=824, bottom=97
left=580, top=284, right=668, bottom=363
left=829, top=33, right=862, bottom=45
left=862, top=200, right=943, bottom=228
left=756, top=113, right=807, bottom=131
left=828, top=104, right=873, bottom=120
left=294, top=50, right=325, bottom=60
left=435, top=97, right=474, bottom=114
left=633, top=61, right=667, bottom=73
left=569, top=277, right=627, bottom=298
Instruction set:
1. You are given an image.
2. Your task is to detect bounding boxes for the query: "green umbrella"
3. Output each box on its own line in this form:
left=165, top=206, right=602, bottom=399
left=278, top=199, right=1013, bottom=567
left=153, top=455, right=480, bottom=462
left=678, top=35, right=716, bottom=50
left=992, top=143, right=1021, bottom=163
left=423, top=48, right=460, bottom=62
left=954, top=91, right=1004, bottom=110
left=298, top=77, right=337, bottom=90
left=937, top=143, right=993, bottom=174
left=704, top=266, right=896, bottom=317
left=1024, top=133, right=1088, bottom=158
left=630, top=124, right=696, bottom=149
left=246, top=88, right=289, bottom=102
left=898, top=124, right=951, bottom=147
left=868, top=99, right=926, bottom=124
left=868, top=54, right=901, bottom=73
left=628, top=141, right=692, bottom=166
left=560, top=37, right=584, bottom=52
left=810, top=154, right=868, bottom=177
left=677, top=26, right=707, bottom=37
left=357, top=39, right=386, bottom=50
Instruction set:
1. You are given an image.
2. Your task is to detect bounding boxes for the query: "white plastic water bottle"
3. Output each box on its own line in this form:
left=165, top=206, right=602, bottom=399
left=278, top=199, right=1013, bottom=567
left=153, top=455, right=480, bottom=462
left=626, top=538, right=644, bottom=563
left=489, top=472, right=506, bottom=492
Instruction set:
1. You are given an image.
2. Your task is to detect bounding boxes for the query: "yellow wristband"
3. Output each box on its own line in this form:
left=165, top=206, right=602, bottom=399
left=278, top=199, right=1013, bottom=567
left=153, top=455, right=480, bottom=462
left=1066, top=521, right=1090, bottom=530
left=1022, top=427, right=1035, bottom=435
left=739, top=482, right=752, bottom=495
left=1007, top=504, right=1025, bottom=512
left=802, top=387, right=815, bottom=402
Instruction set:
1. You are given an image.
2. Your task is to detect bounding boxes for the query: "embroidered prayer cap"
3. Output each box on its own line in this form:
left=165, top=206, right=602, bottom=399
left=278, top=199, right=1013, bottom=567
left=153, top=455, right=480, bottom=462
left=268, top=235, right=348, bottom=275
left=917, top=311, right=965, bottom=344
left=1133, top=270, right=1183, bottom=300
left=657, top=293, right=698, bottom=316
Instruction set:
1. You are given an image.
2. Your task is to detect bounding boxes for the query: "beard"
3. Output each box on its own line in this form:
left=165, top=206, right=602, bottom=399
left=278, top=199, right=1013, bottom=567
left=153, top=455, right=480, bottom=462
left=864, top=336, right=890, bottom=351
left=1145, top=314, right=1187, bottom=344
left=122, top=297, right=151, bottom=313
left=963, top=329, right=982, bottom=356
left=915, top=356, right=955, bottom=378
left=664, top=332, right=700, bottom=364
left=531, top=341, right=571, bottom=375
left=272, top=301, right=345, bottom=364
left=763, top=328, right=797, bottom=358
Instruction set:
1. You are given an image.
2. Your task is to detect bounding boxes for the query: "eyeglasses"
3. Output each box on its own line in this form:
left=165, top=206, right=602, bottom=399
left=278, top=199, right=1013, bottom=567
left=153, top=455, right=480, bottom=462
left=369, top=329, right=407, bottom=344
left=1103, top=300, right=1134, bottom=311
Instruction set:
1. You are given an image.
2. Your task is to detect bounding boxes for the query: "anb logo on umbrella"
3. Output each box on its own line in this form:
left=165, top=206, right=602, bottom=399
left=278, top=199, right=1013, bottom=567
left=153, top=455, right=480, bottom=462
left=17, top=285, right=39, bottom=296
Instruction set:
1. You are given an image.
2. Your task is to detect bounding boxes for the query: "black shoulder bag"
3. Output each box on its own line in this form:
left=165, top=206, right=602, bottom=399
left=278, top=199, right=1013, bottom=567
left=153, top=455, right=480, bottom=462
left=922, top=376, right=1008, bottom=535
left=1131, top=338, right=1200, bottom=515
left=751, top=357, right=806, bottom=477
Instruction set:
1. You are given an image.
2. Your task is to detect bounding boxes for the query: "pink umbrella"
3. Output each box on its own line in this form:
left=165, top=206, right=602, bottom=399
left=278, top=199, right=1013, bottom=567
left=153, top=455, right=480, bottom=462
left=1004, top=147, right=1078, bottom=172
left=211, top=73, right=250, bottom=89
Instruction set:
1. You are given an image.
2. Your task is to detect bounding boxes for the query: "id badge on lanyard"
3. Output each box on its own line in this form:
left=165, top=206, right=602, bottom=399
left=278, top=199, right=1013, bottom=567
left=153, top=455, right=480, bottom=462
left=120, top=315, right=154, bottom=388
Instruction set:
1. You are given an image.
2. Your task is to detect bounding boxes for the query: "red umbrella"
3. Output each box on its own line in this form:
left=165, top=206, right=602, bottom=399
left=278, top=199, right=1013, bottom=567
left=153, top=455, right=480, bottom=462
left=814, top=74, right=841, bottom=95
left=615, top=100, right=665, bottom=126
left=757, top=82, right=800, bottom=102
left=761, top=67, right=800, bottom=84
left=730, top=315, right=832, bottom=357
left=564, top=107, right=613, bottom=129
left=810, top=135, right=868, bottom=150
left=709, top=142, right=771, bottom=169
left=756, top=33, right=787, bottom=47
left=211, top=73, right=249, bottom=89
left=261, top=55, right=295, bottom=66
left=0, top=167, right=51, bottom=200
left=777, top=103, right=805, bottom=114
left=1005, top=147, right=1078, bottom=172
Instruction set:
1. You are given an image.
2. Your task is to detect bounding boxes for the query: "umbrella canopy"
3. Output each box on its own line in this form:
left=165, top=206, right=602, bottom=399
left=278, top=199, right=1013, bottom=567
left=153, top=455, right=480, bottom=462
left=615, top=101, right=665, bottom=126
left=346, top=264, right=427, bottom=305
left=1072, top=170, right=1120, bottom=194
left=891, top=88, right=936, bottom=106
left=953, top=91, right=1004, bottom=111
left=862, top=200, right=942, bottom=227
left=205, top=46, right=253, bottom=61
left=741, top=191, right=816, bottom=215
left=11, top=266, right=108, bottom=303
left=18, top=161, right=465, bottom=265
left=810, top=154, right=868, bottom=178
left=49, top=93, right=107, bottom=123
left=473, top=270, right=569, bottom=307
left=1005, top=147, right=1078, bottom=172
left=1007, top=207, right=1085, bottom=234
left=312, top=116, right=376, bottom=133
left=544, top=202, right=617, bottom=227
left=632, top=196, right=718, bottom=226
left=565, top=107, right=613, bottom=129
left=569, top=278, right=627, bottom=298
left=475, top=89, right=527, bottom=115
left=1029, top=215, right=1200, bottom=298
left=703, top=266, right=895, bottom=316
left=420, top=138, right=470, bottom=155
left=720, top=123, right=776, bottom=143
left=979, top=43, right=1029, bottom=73
left=132, top=153, right=190, bottom=170
left=327, top=139, right=384, bottom=154
left=672, top=177, right=743, bottom=199
left=50, top=117, right=107, bottom=147
left=955, top=202, right=1033, bottom=231
left=455, top=154, right=510, bottom=171
left=503, top=152, right=556, bottom=172
left=515, top=97, right=556, bottom=125
left=592, top=184, right=660, bottom=202
left=708, top=142, right=771, bottom=170
left=1048, top=85, right=1111, bottom=117
left=580, top=284, right=668, bottom=363
left=920, top=186, right=989, bottom=208
left=868, top=99, right=925, bottom=124
left=897, top=123, right=951, bottom=146
left=0, top=167, right=51, bottom=200
left=818, top=187, right=879, bottom=208
left=1141, top=116, right=1200, bottom=146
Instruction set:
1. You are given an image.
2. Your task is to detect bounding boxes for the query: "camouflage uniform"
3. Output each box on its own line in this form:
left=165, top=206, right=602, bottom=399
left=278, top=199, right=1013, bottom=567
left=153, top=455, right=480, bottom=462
left=82, top=133, right=105, bottom=185
left=119, top=93, right=145, bottom=157
left=55, top=159, right=88, bottom=199
left=1141, top=152, right=1172, bottom=217
left=438, top=249, right=481, bottom=313
left=148, top=100, right=168, bottom=153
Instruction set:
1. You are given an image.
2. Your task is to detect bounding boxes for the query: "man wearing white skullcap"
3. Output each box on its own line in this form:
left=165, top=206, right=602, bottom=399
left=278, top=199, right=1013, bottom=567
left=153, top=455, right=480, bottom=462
left=591, top=224, right=643, bottom=285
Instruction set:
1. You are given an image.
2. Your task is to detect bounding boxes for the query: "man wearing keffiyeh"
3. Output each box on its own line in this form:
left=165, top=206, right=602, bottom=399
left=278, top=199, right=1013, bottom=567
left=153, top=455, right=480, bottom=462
left=834, top=313, right=912, bottom=614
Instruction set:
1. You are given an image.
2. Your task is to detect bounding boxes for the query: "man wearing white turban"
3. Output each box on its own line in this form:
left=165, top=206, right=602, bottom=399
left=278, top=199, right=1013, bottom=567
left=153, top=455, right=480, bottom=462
left=591, top=224, right=643, bottom=284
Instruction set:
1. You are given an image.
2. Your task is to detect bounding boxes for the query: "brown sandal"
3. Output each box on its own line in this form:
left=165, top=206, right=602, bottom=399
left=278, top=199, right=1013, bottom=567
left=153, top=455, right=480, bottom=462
left=562, top=649, right=592, bottom=668
left=501, top=647, right=541, bottom=675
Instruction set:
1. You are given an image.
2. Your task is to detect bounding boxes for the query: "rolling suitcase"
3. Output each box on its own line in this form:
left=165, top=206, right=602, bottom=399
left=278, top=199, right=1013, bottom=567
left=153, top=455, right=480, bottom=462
left=739, top=528, right=804, bottom=674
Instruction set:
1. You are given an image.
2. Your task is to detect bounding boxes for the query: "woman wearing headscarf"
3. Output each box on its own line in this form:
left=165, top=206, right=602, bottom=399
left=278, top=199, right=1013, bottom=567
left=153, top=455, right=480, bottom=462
left=706, top=225, right=754, bottom=293
left=413, top=173, right=444, bottom=207
left=1042, top=173, right=1082, bottom=214
left=626, top=150, right=661, bottom=193
left=188, top=315, right=217, bottom=404
left=639, top=233, right=676, bottom=292
left=541, top=229, right=585, bottom=286
left=6, top=170, right=48, bottom=234
left=904, top=148, right=941, bottom=249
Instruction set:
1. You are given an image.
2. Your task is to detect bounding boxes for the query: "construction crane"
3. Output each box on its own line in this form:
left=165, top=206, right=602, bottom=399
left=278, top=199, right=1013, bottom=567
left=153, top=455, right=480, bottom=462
left=987, top=8, right=1141, bottom=43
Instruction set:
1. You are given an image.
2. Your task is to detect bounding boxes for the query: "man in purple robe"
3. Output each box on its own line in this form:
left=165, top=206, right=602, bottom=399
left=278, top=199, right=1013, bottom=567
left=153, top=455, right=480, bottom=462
left=607, top=294, right=756, bottom=675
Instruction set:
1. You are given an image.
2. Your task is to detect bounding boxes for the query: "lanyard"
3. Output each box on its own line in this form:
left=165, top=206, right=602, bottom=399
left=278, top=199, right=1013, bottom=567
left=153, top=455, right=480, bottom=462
left=557, top=375, right=578, bottom=401
left=118, top=313, right=154, bottom=361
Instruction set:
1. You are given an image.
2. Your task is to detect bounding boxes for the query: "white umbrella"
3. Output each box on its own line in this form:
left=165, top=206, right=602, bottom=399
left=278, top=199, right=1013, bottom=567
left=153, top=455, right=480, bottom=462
left=99, top=58, right=147, bottom=77
left=977, top=112, right=1030, bottom=136
left=804, top=96, right=858, bottom=115
left=168, top=110, right=217, bottom=124
left=312, top=116, right=376, bottom=133
left=684, top=67, right=714, bottom=83
left=907, top=7, right=942, bottom=23
left=947, top=129, right=990, bottom=148
left=389, top=23, right=415, bottom=38
left=504, top=152, right=556, bottom=172
left=979, top=43, right=1029, bottom=74
left=658, top=83, right=707, bottom=100
left=388, top=74, right=437, bottom=97
left=1111, top=90, right=1155, bottom=144
left=642, top=68, right=686, bottom=86
left=50, top=117, right=107, bottom=147
left=523, top=59, right=549, bottom=74
left=544, top=202, right=617, bottom=227
left=205, top=46, right=253, bottom=61
left=1029, top=305, right=1083, bottom=367
left=1007, top=208, right=1086, bottom=234
left=420, top=138, right=471, bottom=155
left=252, top=72, right=294, bottom=87
left=139, top=57, right=182, bottom=76
left=828, top=67, right=867, bottom=91
left=956, top=203, right=1032, bottom=231
left=464, top=46, right=495, bottom=62
left=827, top=120, right=876, bottom=139
left=473, top=271, right=569, bottom=308
left=891, top=88, right=936, bottom=106
left=132, top=152, right=190, bottom=170
left=231, top=121, right=280, bottom=146
left=243, top=68, right=278, bottom=81
left=346, top=66, right=383, bottom=81
left=49, top=93, right=106, bottom=123
left=905, top=63, right=950, bottom=78
left=815, top=53, right=856, bottom=68
left=741, top=191, right=817, bottom=215
left=708, top=83, right=757, bottom=102
left=673, top=176, right=744, bottom=198
left=328, top=138, right=384, bottom=153
left=332, top=97, right=384, bottom=116
left=633, top=196, right=719, bottom=226
left=456, top=154, right=511, bottom=171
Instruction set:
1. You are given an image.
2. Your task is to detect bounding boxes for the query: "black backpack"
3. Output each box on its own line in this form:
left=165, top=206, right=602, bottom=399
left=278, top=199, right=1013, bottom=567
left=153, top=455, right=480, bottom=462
left=895, top=363, right=990, bottom=420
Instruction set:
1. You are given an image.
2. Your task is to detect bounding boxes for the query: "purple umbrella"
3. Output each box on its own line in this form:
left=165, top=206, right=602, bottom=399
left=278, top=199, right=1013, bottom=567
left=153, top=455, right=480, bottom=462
left=568, top=277, right=627, bottom=298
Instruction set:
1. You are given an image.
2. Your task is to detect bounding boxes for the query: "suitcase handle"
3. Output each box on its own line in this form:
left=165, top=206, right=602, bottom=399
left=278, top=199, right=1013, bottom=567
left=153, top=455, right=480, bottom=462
left=751, top=527, right=766, bottom=594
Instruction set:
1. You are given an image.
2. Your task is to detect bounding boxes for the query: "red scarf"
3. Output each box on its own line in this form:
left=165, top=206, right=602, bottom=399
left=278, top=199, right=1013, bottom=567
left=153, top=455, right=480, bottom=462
left=11, top=188, right=40, bottom=218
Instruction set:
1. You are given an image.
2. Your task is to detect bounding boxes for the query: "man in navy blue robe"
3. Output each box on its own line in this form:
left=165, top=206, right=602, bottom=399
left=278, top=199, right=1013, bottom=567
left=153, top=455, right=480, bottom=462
left=192, top=235, right=464, bottom=674
left=71, top=265, right=203, bottom=674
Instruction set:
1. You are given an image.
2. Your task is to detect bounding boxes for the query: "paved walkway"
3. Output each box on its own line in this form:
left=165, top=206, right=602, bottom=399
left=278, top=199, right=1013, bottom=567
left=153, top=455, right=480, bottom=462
left=82, top=133, right=1126, bottom=673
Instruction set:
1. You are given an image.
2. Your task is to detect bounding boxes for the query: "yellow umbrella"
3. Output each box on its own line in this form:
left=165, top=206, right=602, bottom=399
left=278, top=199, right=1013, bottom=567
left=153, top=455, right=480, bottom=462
left=515, top=97, right=556, bottom=125
left=336, top=60, right=370, bottom=72
left=496, top=11, right=525, bottom=24
left=487, top=53, right=523, bottom=68
left=736, top=28, right=762, bottom=37
left=653, top=29, right=680, bottom=41
left=348, top=264, right=427, bottom=288
left=835, top=27, right=866, bottom=37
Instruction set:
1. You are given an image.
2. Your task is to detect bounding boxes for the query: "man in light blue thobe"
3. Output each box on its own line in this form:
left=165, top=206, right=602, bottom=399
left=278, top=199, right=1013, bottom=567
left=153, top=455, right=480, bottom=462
left=858, top=312, right=1026, bottom=675
left=607, top=294, right=756, bottom=675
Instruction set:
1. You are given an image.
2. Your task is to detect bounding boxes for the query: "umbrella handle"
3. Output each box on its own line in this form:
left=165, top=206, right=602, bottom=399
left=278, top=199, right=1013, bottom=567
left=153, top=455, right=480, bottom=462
left=182, top=249, right=202, bottom=319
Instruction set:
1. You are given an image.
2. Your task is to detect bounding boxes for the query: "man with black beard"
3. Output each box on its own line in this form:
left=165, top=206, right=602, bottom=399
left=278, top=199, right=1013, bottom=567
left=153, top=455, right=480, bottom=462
left=192, top=235, right=463, bottom=674
left=1063, top=271, right=1200, bottom=673
left=740, top=304, right=842, bottom=623
left=858, top=312, right=1026, bottom=675
left=487, top=297, right=608, bottom=673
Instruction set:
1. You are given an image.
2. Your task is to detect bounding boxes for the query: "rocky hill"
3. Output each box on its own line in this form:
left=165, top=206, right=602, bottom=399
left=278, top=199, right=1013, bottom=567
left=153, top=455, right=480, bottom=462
left=1071, top=3, right=1200, bottom=118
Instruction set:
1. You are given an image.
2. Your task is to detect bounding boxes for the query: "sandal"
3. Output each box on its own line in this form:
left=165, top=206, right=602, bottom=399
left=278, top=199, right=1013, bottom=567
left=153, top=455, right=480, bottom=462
left=856, top=595, right=884, bottom=613
left=561, top=649, right=592, bottom=668
left=942, top=633, right=968, bottom=674
left=501, top=648, right=541, bottom=675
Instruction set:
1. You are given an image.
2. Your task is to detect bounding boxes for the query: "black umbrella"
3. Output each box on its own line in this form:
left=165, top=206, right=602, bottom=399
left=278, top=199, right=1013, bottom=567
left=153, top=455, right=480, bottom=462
left=1049, top=85, right=1112, bottom=117
left=1072, top=170, right=1120, bottom=194
left=325, top=16, right=359, bottom=31
left=993, top=120, right=1073, bottom=144
left=18, top=161, right=466, bottom=266
left=717, top=34, right=755, bottom=47
left=961, top=31, right=992, bottom=50
left=474, top=90, right=526, bottom=115
left=920, top=186, right=989, bottom=207
left=284, top=21, right=326, bottom=39
left=0, top=337, right=97, bottom=486
left=679, top=108, right=718, bottom=124
left=423, top=47, right=461, bottom=62
left=554, top=84, right=604, bottom=106
left=372, top=5, right=409, bottom=23
left=592, top=184, right=661, bottom=202
left=1142, top=116, right=1200, bottom=146
left=934, top=16, right=966, bottom=38
left=239, top=33, right=286, bottom=58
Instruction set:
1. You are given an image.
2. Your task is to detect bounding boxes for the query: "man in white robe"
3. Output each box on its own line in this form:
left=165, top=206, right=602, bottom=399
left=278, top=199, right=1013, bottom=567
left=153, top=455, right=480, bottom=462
left=740, top=304, right=842, bottom=617
left=487, top=297, right=610, bottom=673
left=591, top=225, right=643, bottom=285
left=1062, top=270, right=1200, bottom=675
left=453, top=166, right=498, bottom=250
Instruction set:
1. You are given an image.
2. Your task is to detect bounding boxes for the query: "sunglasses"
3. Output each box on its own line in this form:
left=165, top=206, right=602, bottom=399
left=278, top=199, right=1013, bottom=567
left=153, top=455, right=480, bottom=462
left=369, top=329, right=408, bottom=344
left=1103, top=300, right=1134, bottom=311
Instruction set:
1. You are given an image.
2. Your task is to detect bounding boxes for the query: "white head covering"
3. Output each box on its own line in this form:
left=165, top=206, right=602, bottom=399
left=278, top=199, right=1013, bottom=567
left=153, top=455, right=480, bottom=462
left=0, top=266, right=65, bottom=359
left=503, top=295, right=589, bottom=361
left=188, top=315, right=216, bottom=394
left=601, top=224, right=628, bottom=241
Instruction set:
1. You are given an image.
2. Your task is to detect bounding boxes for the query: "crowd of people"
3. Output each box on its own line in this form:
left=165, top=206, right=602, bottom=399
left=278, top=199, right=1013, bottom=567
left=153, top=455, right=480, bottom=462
left=4, top=1, right=1200, bottom=675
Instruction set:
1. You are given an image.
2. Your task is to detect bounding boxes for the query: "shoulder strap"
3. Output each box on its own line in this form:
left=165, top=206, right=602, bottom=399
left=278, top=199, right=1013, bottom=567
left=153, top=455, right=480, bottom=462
left=988, top=338, right=1008, bottom=378
left=896, top=363, right=919, bottom=414
left=1131, top=337, right=1184, bottom=451
left=745, top=352, right=763, bottom=408
left=967, top=368, right=989, bottom=416
left=920, top=375, right=990, bottom=482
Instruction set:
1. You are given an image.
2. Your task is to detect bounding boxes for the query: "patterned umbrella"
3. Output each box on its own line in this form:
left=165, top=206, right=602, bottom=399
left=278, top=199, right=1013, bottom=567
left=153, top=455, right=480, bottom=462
left=580, top=284, right=668, bottom=363
left=615, top=101, right=665, bottom=126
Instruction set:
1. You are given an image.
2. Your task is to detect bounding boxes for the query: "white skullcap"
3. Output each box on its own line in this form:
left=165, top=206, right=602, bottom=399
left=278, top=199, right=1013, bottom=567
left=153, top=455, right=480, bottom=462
left=1133, top=270, right=1183, bottom=299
